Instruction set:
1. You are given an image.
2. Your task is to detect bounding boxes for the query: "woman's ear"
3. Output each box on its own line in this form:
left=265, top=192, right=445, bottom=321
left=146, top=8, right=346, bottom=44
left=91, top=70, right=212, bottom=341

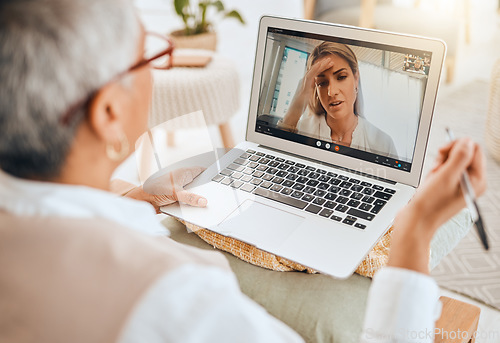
left=86, top=82, right=127, bottom=143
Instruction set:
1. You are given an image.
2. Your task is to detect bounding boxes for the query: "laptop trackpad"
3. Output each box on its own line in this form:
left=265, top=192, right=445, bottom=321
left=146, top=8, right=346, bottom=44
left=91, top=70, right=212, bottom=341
left=211, top=200, right=305, bottom=251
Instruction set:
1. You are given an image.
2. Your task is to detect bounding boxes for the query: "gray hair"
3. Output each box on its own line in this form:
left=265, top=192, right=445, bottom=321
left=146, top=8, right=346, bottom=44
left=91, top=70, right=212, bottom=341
left=0, top=0, right=139, bottom=180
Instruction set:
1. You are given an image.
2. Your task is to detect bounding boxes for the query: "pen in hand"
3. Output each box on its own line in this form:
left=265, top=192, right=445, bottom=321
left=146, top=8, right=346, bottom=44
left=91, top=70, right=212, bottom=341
left=445, top=128, right=489, bottom=250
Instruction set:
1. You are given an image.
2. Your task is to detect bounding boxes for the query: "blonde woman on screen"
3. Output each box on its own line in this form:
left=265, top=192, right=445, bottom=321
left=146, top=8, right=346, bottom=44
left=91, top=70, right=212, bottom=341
left=278, top=41, right=398, bottom=158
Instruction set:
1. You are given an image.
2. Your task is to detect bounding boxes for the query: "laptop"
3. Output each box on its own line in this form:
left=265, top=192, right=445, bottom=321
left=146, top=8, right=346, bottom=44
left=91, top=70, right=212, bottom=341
left=160, top=16, right=446, bottom=278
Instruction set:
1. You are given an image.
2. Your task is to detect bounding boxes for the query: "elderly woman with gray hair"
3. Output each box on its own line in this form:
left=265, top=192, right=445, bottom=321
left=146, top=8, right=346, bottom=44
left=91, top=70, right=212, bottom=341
left=0, top=0, right=488, bottom=342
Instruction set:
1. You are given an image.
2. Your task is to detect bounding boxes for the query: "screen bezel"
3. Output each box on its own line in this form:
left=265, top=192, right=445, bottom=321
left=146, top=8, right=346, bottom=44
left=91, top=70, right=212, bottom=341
left=246, top=16, right=446, bottom=188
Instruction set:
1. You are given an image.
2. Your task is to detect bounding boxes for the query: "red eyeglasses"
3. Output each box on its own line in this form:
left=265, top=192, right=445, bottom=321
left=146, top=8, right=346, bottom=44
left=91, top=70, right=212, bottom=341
left=60, top=32, right=174, bottom=126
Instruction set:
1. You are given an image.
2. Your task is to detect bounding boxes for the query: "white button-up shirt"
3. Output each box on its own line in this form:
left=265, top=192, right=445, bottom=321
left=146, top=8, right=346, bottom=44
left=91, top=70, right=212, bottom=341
left=0, top=170, right=440, bottom=342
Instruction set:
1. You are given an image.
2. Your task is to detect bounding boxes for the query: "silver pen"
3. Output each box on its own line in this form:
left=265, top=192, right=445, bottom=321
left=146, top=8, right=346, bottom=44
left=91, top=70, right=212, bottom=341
left=445, top=128, right=488, bottom=250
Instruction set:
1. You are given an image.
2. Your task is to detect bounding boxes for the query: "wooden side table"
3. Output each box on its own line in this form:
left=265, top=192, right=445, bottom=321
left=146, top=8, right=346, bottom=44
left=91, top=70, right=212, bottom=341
left=435, top=296, right=481, bottom=343
left=148, top=50, right=240, bottom=149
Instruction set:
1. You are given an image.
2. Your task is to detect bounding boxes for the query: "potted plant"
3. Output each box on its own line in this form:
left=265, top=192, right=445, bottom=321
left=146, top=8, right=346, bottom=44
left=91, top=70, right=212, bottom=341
left=171, top=0, right=245, bottom=51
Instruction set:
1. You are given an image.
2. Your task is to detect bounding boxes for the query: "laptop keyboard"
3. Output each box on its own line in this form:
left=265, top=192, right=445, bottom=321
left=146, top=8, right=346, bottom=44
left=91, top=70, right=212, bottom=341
left=211, top=149, right=397, bottom=230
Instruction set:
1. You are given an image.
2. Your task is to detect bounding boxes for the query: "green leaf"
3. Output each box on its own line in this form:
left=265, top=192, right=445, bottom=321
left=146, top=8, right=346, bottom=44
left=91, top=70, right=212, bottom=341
left=174, top=0, right=190, bottom=16
left=224, top=10, right=245, bottom=24
left=212, top=0, right=225, bottom=12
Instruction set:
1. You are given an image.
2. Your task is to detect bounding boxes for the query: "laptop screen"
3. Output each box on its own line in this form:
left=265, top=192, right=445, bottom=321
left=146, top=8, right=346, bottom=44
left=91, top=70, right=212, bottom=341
left=255, top=27, right=433, bottom=173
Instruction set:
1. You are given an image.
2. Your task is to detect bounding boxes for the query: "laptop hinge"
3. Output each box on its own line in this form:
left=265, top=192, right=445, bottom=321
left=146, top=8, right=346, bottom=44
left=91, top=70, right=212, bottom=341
left=258, top=145, right=397, bottom=185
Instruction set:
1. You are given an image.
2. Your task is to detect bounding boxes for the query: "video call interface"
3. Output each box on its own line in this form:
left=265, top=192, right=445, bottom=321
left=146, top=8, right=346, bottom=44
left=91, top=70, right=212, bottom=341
left=255, top=27, right=433, bottom=172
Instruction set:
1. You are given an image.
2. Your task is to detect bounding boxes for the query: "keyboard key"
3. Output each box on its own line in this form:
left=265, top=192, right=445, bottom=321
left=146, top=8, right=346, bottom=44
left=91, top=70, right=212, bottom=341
left=298, top=169, right=309, bottom=176
left=260, top=181, right=272, bottom=189
left=374, top=199, right=387, bottom=207
left=335, top=204, right=348, bottom=212
left=256, top=152, right=265, bottom=156
left=256, top=165, right=268, bottom=172
left=340, top=181, right=352, bottom=189
left=248, top=162, right=259, bottom=169
left=288, top=166, right=299, bottom=173
left=246, top=149, right=256, bottom=154
left=361, top=181, right=372, bottom=187
left=349, top=178, right=360, bottom=184
left=350, top=192, right=363, bottom=200
left=250, top=178, right=262, bottom=185
left=235, top=158, right=249, bottom=165
left=308, top=172, right=320, bottom=179
left=306, top=166, right=316, bottom=171
left=318, top=175, right=331, bottom=182
left=268, top=161, right=280, bottom=167
left=265, top=154, right=275, bottom=159
left=359, top=203, right=372, bottom=211
left=230, top=180, right=244, bottom=189
left=362, top=196, right=375, bottom=204
left=262, top=174, right=273, bottom=181
left=354, top=223, right=366, bottom=230
left=319, top=208, right=333, bottom=217
left=340, top=189, right=352, bottom=196
left=212, top=175, right=224, bottom=182
left=231, top=172, right=243, bottom=179
left=317, top=182, right=330, bottom=190
left=330, top=179, right=341, bottom=185
left=277, top=163, right=289, bottom=170
left=302, top=194, right=315, bottom=202
left=267, top=168, right=278, bottom=175
left=305, top=204, right=322, bottom=214
left=281, top=187, right=293, bottom=195
left=252, top=171, right=264, bottom=178
left=317, top=169, right=326, bottom=174
left=241, top=175, right=253, bottom=182
left=282, top=180, right=294, bottom=187
left=286, top=174, right=298, bottom=181
left=243, top=168, right=254, bottom=175
left=314, top=189, right=326, bottom=197
left=295, top=163, right=306, bottom=168
left=384, top=188, right=396, bottom=194
left=351, top=185, right=363, bottom=192
left=220, top=169, right=232, bottom=176
left=372, top=185, right=384, bottom=190
left=285, top=160, right=295, bottom=165
left=292, top=191, right=304, bottom=198
left=324, top=193, right=337, bottom=201
left=342, top=217, right=356, bottom=225
left=221, top=177, right=233, bottom=186
left=249, top=155, right=260, bottom=162
left=292, top=183, right=305, bottom=190
left=271, top=184, right=283, bottom=192
left=313, top=197, right=326, bottom=205
left=296, top=176, right=308, bottom=184
left=329, top=186, right=340, bottom=193
left=347, top=208, right=374, bottom=221
left=272, top=176, right=284, bottom=184
left=303, top=186, right=316, bottom=194
left=275, top=157, right=285, bottom=162
left=370, top=205, right=383, bottom=214
left=362, top=188, right=374, bottom=195
left=276, top=171, right=287, bottom=178
left=331, top=215, right=343, bottom=222
left=338, top=175, right=349, bottom=181
left=306, top=179, right=319, bottom=187
left=347, top=200, right=360, bottom=208
left=327, top=172, right=337, bottom=177
left=240, top=184, right=256, bottom=193
left=324, top=201, right=336, bottom=209
left=373, top=191, right=392, bottom=201
left=336, top=196, right=348, bottom=204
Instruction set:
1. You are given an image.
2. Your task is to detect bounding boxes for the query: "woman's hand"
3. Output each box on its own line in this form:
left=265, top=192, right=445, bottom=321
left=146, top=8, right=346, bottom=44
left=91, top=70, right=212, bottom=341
left=388, top=138, right=486, bottom=274
left=114, top=167, right=208, bottom=213
left=280, top=58, right=335, bottom=129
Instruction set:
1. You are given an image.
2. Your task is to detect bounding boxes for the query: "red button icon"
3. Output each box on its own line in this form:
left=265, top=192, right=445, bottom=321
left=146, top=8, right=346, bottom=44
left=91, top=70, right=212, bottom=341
left=334, top=146, right=340, bottom=151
